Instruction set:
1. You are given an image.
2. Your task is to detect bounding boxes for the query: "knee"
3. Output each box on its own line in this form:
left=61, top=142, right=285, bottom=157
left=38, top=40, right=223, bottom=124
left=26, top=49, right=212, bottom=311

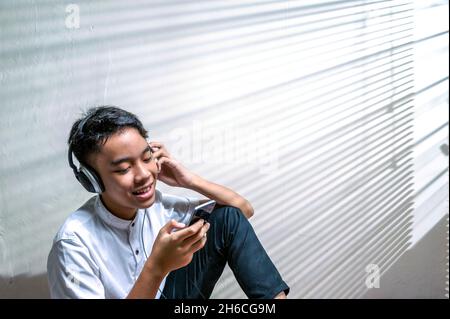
left=209, top=205, right=248, bottom=231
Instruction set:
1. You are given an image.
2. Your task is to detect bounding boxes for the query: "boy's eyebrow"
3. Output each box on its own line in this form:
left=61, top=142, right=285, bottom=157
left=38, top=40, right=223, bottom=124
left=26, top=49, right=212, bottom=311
left=110, top=145, right=151, bottom=166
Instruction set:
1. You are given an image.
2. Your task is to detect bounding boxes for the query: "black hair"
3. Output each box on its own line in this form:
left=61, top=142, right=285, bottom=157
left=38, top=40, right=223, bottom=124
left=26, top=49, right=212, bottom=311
left=68, top=106, right=148, bottom=165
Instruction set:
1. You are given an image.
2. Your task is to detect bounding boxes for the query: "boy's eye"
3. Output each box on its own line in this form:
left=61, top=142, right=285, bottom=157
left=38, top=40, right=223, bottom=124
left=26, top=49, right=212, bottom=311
left=115, top=167, right=130, bottom=174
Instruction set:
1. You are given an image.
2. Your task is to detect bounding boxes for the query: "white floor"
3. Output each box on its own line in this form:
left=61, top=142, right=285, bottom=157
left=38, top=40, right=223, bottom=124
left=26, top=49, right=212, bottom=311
left=363, top=214, right=449, bottom=299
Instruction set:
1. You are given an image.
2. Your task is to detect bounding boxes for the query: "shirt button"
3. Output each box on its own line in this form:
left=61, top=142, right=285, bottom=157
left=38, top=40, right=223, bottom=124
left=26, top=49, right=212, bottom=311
left=131, top=222, right=135, bottom=227
left=135, top=249, right=139, bottom=255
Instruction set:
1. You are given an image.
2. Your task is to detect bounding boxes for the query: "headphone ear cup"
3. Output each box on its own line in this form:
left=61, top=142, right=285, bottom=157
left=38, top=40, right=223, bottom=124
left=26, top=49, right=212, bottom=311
left=75, top=171, right=98, bottom=193
left=78, top=165, right=105, bottom=193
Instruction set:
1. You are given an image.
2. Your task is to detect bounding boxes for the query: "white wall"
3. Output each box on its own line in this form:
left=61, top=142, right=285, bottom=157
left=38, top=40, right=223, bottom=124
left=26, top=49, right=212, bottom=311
left=0, top=0, right=447, bottom=298
left=362, top=0, right=450, bottom=299
left=411, top=0, right=449, bottom=247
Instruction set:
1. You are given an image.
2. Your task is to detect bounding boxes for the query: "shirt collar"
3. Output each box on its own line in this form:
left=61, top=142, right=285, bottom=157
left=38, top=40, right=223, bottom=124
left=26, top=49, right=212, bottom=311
left=95, top=196, right=138, bottom=230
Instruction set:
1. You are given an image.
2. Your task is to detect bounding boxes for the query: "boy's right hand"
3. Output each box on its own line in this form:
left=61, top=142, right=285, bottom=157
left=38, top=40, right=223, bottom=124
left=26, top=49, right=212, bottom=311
left=147, top=218, right=210, bottom=276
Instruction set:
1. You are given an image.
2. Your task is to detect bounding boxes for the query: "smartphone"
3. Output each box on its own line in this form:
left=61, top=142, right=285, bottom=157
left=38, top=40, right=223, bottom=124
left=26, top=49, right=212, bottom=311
left=188, top=200, right=216, bottom=226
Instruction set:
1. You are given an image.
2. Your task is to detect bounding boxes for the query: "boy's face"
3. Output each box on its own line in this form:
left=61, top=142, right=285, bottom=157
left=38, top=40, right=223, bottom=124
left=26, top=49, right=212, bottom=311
left=89, top=127, right=158, bottom=219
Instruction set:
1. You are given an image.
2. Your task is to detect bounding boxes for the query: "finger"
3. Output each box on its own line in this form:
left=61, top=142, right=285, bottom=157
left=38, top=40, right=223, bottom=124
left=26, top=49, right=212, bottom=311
left=163, top=219, right=186, bottom=234
left=187, top=234, right=207, bottom=254
left=149, top=143, right=167, bottom=155
left=158, top=156, right=178, bottom=169
left=172, top=219, right=204, bottom=241
left=155, top=157, right=167, bottom=174
left=152, top=149, right=170, bottom=160
left=183, top=222, right=210, bottom=246
left=155, top=157, right=169, bottom=174
left=149, top=141, right=164, bottom=149
left=148, top=142, right=160, bottom=152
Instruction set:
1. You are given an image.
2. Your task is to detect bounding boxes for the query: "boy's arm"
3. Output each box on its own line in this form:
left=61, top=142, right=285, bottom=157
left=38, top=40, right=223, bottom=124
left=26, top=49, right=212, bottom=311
left=188, top=175, right=254, bottom=219
left=126, top=257, right=165, bottom=299
left=47, top=239, right=106, bottom=298
left=150, top=141, right=254, bottom=219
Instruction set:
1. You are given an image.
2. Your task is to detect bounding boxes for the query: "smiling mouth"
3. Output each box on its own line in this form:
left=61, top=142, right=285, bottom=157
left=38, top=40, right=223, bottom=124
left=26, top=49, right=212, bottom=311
left=132, top=183, right=153, bottom=195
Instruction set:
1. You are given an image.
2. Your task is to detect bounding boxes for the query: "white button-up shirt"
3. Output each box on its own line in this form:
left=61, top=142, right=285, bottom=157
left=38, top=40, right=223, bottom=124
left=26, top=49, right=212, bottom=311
left=47, top=189, right=200, bottom=299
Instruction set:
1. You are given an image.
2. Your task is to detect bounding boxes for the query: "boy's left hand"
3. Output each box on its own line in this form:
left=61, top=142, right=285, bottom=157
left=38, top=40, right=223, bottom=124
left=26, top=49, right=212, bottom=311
left=149, top=141, right=196, bottom=188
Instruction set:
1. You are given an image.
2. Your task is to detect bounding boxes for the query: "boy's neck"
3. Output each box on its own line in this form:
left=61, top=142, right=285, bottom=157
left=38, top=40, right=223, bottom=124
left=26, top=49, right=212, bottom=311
left=100, top=194, right=137, bottom=220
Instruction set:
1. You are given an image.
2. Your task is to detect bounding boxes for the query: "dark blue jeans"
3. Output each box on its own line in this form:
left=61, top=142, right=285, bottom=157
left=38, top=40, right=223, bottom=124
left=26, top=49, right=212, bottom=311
left=161, top=205, right=290, bottom=299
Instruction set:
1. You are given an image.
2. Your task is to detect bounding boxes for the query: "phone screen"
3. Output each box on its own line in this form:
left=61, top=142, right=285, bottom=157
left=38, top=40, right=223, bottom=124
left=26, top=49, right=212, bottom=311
left=188, top=200, right=216, bottom=225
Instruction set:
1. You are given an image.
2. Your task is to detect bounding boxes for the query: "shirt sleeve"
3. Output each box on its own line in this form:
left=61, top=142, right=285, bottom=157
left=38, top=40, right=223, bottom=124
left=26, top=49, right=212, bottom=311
left=160, top=193, right=202, bottom=225
left=47, top=238, right=105, bottom=299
